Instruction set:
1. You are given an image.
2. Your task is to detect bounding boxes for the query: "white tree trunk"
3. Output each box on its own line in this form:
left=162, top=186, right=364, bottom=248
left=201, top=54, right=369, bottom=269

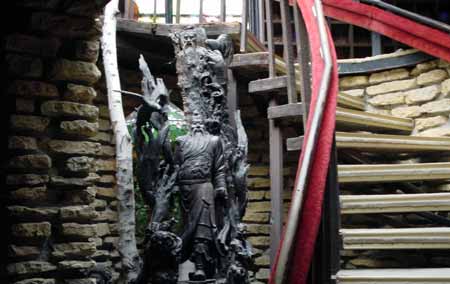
left=101, top=1, right=142, bottom=283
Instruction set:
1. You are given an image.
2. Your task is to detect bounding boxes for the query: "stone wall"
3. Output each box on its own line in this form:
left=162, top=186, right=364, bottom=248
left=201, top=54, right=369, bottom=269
left=339, top=57, right=450, bottom=269
left=340, top=58, right=450, bottom=135
left=4, top=2, right=120, bottom=283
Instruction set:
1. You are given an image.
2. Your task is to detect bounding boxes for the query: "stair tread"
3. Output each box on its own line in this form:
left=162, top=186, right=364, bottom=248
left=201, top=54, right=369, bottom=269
left=336, top=107, right=413, bottom=133
left=338, top=92, right=365, bottom=110
left=340, top=227, right=450, bottom=250
left=340, top=192, right=450, bottom=214
left=248, top=76, right=288, bottom=93
left=230, top=52, right=269, bottom=68
left=338, top=162, right=450, bottom=183
left=336, top=131, right=450, bottom=152
left=337, top=268, right=450, bottom=282
left=268, top=102, right=303, bottom=119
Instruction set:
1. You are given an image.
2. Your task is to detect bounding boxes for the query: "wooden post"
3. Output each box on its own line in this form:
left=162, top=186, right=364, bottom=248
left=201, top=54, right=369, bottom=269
left=265, top=0, right=275, bottom=77
left=280, top=0, right=297, bottom=103
left=176, top=0, right=181, bottom=23
left=258, top=0, right=266, bottom=43
left=240, top=0, right=248, bottom=53
left=102, top=0, right=142, bottom=282
left=269, top=99, right=284, bottom=266
left=220, top=0, right=226, bottom=22
left=165, top=0, right=173, bottom=23
left=153, top=0, right=157, bottom=23
left=199, top=0, right=204, bottom=23
left=371, top=31, right=382, bottom=56
left=293, top=3, right=311, bottom=126
left=124, top=0, right=132, bottom=19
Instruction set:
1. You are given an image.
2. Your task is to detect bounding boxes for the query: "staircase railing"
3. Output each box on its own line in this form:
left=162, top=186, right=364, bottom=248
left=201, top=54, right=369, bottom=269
left=273, top=0, right=333, bottom=282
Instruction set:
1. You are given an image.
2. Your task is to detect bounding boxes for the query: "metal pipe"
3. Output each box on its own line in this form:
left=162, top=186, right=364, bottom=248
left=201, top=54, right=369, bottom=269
left=359, top=0, right=450, bottom=34
left=273, top=0, right=333, bottom=282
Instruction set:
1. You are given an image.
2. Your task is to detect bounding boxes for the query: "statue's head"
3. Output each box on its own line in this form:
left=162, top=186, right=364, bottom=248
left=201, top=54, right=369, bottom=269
left=181, top=28, right=197, bottom=49
left=191, top=111, right=205, bottom=134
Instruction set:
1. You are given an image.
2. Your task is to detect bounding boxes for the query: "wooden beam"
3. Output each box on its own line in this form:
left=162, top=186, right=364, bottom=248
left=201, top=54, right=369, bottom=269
left=229, top=52, right=269, bottom=69
left=338, top=162, right=450, bottom=183
left=337, top=268, right=450, bottom=283
left=267, top=102, right=303, bottom=119
left=340, top=193, right=450, bottom=214
left=340, top=227, right=450, bottom=250
left=269, top=99, right=284, bottom=266
left=336, top=131, right=450, bottom=152
left=116, top=18, right=240, bottom=38
left=248, top=76, right=288, bottom=93
left=336, top=107, right=413, bottom=133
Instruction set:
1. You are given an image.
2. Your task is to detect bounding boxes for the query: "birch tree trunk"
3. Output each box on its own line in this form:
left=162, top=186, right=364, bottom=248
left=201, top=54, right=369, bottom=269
left=101, top=1, right=143, bottom=283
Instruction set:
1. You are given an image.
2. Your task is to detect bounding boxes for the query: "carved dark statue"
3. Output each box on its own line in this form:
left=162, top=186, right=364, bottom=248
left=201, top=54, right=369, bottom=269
left=134, top=26, right=251, bottom=284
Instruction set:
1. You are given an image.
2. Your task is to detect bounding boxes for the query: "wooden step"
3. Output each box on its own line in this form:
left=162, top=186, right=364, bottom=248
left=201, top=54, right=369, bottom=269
left=267, top=103, right=303, bottom=119
left=229, top=52, right=269, bottom=70
left=248, top=76, right=288, bottom=93
left=336, top=268, right=450, bottom=283
left=338, top=162, right=450, bottom=183
left=336, top=107, right=413, bottom=133
left=286, top=135, right=303, bottom=151
left=336, top=132, right=450, bottom=152
left=288, top=132, right=450, bottom=152
left=340, top=227, right=450, bottom=250
left=338, top=92, right=365, bottom=110
left=340, top=193, right=450, bottom=214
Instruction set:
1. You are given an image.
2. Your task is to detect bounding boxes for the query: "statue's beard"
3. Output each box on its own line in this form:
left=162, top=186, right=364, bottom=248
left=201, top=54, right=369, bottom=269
left=192, top=127, right=204, bottom=135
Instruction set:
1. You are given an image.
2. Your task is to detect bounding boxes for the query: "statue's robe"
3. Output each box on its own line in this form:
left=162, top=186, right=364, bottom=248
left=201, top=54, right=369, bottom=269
left=175, top=132, right=227, bottom=261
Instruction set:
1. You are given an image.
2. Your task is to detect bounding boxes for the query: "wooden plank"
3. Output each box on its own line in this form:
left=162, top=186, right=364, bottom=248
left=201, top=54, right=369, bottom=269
left=340, top=193, right=450, bottom=214
left=336, top=107, right=413, bottom=133
left=279, top=0, right=297, bottom=103
left=269, top=99, right=284, bottom=266
left=116, top=18, right=240, bottom=38
left=267, top=102, right=304, bottom=119
left=337, top=92, right=365, bottom=110
left=337, top=268, right=450, bottom=283
left=340, top=227, right=450, bottom=250
left=248, top=76, right=288, bottom=93
left=229, top=52, right=269, bottom=69
left=336, top=131, right=450, bottom=152
left=286, top=135, right=303, bottom=151
left=338, top=162, right=450, bottom=184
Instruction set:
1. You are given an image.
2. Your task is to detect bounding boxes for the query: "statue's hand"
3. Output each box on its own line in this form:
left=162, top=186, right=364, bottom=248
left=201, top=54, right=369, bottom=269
left=216, top=187, right=228, bottom=200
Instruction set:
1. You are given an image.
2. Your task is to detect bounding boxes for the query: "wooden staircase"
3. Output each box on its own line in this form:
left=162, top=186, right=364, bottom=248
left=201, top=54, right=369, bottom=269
left=234, top=1, right=450, bottom=283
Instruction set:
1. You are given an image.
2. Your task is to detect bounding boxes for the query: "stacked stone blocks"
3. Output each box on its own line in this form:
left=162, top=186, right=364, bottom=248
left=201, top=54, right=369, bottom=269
left=6, top=2, right=119, bottom=283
